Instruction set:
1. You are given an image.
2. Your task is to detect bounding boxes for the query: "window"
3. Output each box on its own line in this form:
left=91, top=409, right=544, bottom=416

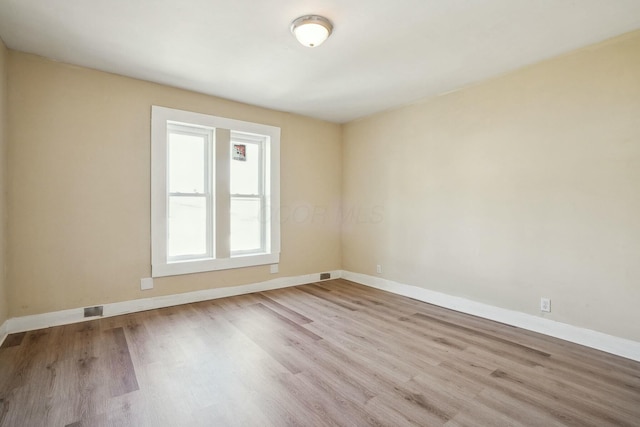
left=151, top=106, right=280, bottom=277
left=230, top=132, right=267, bottom=255
left=167, top=123, right=213, bottom=261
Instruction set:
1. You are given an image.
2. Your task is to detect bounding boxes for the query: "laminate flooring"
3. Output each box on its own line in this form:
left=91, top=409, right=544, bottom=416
left=0, top=279, right=639, bottom=426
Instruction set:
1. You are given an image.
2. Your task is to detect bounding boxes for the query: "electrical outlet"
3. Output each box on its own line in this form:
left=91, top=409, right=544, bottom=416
left=141, top=277, right=154, bottom=290
left=540, top=298, right=551, bottom=313
left=270, top=264, right=279, bottom=274
left=376, top=264, right=382, bottom=274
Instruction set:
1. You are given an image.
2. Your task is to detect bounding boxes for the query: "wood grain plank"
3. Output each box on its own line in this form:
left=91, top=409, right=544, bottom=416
left=102, top=327, right=139, bottom=398
left=256, top=292, right=313, bottom=324
left=0, top=333, right=26, bottom=349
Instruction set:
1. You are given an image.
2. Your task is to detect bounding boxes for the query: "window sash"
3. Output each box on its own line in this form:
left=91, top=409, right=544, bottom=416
left=230, top=195, right=265, bottom=256
left=167, top=193, right=213, bottom=262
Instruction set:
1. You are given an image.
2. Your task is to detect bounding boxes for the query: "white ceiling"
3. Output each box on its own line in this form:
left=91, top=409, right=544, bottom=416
left=1, top=1, right=639, bottom=123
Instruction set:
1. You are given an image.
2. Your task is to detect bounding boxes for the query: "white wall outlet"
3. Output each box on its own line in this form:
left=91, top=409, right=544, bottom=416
left=376, top=264, right=382, bottom=274
left=270, top=264, right=279, bottom=274
left=540, top=297, right=551, bottom=313
left=141, top=277, right=154, bottom=290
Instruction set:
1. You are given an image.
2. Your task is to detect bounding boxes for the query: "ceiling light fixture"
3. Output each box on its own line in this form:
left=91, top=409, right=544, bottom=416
left=290, top=15, right=333, bottom=48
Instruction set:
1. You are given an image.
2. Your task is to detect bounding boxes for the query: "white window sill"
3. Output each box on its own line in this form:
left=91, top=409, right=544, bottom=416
left=152, top=253, right=280, bottom=278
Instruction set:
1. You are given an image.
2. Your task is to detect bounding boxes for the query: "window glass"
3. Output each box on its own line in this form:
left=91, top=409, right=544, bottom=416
left=230, top=198, right=262, bottom=252
left=168, top=196, right=208, bottom=258
left=169, top=131, right=206, bottom=194
left=230, top=142, right=260, bottom=195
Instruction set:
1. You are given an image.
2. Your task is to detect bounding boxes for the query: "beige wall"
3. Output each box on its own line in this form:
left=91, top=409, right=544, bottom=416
left=0, top=39, right=7, bottom=326
left=7, top=52, right=342, bottom=317
left=3, top=30, right=639, bottom=345
left=343, top=31, right=640, bottom=341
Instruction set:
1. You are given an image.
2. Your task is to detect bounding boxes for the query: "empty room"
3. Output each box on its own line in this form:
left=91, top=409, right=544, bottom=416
left=0, top=1, right=639, bottom=426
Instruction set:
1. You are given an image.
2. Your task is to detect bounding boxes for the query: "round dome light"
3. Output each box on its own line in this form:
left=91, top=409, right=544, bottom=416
left=291, top=15, right=333, bottom=48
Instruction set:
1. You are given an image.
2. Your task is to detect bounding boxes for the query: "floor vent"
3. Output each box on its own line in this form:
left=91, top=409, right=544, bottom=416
left=84, top=306, right=103, bottom=317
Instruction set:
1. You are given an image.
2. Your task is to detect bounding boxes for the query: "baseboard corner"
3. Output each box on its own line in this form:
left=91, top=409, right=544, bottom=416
left=0, top=319, right=8, bottom=347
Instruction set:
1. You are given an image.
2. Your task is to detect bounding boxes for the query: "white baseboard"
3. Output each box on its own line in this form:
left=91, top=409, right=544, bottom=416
left=5, top=269, right=639, bottom=363
left=341, top=270, right=640, bottom=362
left=0, top=319, right=8, bottom=347
left=5, top=270, right=341, bottom=335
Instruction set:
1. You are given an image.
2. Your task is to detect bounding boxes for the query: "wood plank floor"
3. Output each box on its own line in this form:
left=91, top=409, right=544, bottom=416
left=1, top=279, right=639, bottom=426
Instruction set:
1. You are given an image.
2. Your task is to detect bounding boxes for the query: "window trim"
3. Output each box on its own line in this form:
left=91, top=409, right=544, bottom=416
left=151, top=106, right=280, bottom=277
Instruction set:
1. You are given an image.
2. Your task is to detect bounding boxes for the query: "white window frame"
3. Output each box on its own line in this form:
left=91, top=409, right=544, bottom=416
left=151, top=106, right=280, bottom=277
